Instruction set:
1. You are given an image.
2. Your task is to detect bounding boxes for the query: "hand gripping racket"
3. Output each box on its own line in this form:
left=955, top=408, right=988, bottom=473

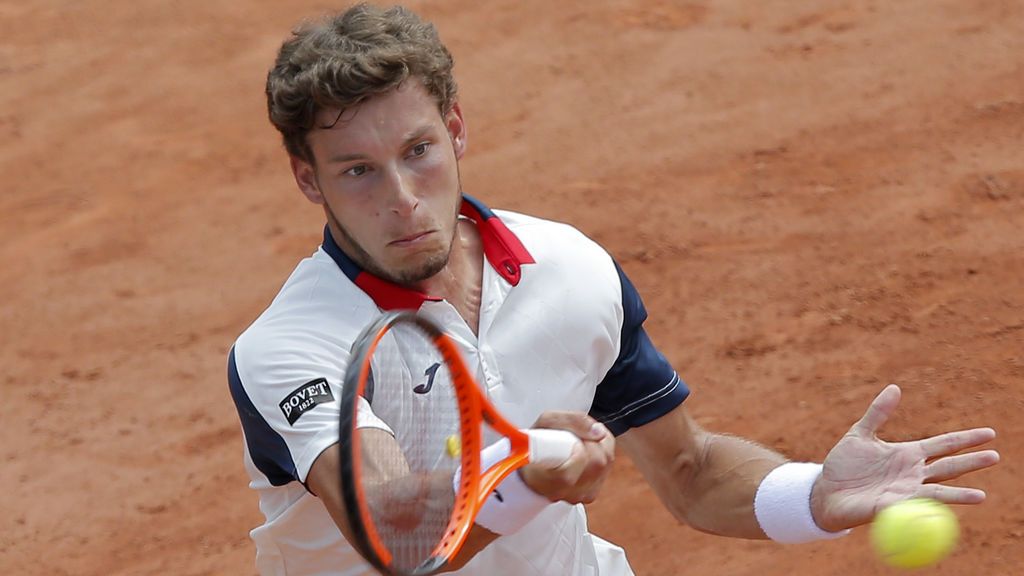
left=338, top=311, right=581, bottom=575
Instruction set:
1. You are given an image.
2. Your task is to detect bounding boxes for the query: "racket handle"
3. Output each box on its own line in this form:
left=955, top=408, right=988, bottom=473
left=525, top=429, right=582, bottom=466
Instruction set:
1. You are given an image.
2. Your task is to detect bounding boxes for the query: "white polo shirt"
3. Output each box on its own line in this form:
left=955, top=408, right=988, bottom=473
left=229, top=195, right=689, bottom=576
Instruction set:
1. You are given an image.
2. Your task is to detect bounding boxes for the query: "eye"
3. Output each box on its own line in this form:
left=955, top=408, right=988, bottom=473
left=344, top=164, right=368, bottom=177
left=410, top=142, right=430, bottom=157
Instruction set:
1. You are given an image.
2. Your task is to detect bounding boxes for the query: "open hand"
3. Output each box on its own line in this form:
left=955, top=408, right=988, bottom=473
left=810, top=384, right=1000, bottom=533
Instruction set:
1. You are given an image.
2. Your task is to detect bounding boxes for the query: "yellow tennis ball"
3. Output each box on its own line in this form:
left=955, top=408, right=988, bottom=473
left=870, top=498, right=959, bottom=569
left=445, top=434, right=461, bottom=458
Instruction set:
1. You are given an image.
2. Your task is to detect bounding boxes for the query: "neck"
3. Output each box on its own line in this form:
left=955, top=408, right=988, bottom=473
left=418, top=219, right=483, bottom=330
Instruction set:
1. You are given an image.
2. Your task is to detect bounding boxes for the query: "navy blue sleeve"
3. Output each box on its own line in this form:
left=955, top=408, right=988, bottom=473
left=588, top=261, right=689, bottom=435
left=227, top=346, right=299, bottom=486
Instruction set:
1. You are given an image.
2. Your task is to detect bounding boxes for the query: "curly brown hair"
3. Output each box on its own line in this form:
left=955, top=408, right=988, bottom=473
left=266, top=3, right=458, bottom=163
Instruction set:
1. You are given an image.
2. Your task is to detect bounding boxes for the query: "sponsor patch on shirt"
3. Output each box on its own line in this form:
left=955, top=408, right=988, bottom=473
left=279, top=378, right=335, bottom=425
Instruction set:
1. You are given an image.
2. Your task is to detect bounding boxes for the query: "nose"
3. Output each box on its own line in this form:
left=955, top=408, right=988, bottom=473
left=384, top=165, right=417, bottom=216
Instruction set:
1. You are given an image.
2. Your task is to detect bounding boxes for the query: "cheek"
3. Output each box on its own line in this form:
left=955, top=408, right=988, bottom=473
left=417, top=148, right=458, bottom=181
left=324, top=180, right=378, bottom=211
left=321, top=188, right=381, bottom=235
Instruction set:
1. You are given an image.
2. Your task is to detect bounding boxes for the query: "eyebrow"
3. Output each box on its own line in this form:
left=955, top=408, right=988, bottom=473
left=324, top=124, right=436, bottom=165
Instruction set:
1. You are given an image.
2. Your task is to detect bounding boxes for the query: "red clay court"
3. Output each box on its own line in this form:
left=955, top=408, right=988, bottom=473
left=1, top=1, right=1020, bottom=574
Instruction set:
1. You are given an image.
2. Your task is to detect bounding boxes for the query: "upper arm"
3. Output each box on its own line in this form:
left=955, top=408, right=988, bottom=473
left=307, top=444, right=357, bottom=544
left=306, top=428, right=498, bottom=573
left=306, top=428, right=411, bottom=549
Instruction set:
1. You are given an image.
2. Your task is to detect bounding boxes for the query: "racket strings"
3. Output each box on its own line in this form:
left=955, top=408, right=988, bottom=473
left=359, top=321, right=463, bottom=572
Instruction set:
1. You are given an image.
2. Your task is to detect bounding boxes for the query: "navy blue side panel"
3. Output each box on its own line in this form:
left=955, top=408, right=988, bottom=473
left=589, top=262, right=690, bottom=435
left=228, top=347, right=298, bottom=486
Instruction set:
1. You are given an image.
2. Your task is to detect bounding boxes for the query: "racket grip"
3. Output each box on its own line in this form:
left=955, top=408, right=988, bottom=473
left=525, top=429, right=582, bottom=466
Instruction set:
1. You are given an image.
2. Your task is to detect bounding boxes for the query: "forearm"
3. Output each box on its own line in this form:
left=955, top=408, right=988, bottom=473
left=310, top=441, right=500, bottom=569
left=622, top=406, right=788, bottom=540
left=680, top=432, right=786, bottom=538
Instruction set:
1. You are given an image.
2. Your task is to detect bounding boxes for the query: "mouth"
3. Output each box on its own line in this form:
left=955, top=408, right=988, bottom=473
left=389, top=230, right=435, bottom=246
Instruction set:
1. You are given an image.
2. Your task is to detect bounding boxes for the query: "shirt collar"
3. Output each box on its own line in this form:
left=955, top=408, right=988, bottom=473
left=321, top=194, right=535, bottom=311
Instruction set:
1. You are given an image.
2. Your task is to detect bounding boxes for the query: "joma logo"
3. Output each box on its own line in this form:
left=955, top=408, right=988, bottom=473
left=413, top=363, right=442, bottom=394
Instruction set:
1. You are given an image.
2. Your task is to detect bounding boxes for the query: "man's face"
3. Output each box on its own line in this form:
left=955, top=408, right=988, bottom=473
left=293, top=80, right=466, bottom=286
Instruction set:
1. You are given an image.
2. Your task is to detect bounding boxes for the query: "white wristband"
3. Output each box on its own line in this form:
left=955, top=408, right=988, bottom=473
left=753, top=462, right=851, bottom=543
left=453, top=438, right=552, bottom=535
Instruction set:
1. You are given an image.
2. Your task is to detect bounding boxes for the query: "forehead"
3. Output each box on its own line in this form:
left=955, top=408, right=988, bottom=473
left=310, top=81, right=443, bottom=150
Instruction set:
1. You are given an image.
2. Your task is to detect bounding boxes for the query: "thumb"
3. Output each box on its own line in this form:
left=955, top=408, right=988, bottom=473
left=851, top=384, right=901, bottom=436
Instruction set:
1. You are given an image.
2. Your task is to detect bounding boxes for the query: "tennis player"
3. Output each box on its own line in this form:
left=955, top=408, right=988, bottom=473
left=228, top=4, right=1000, bottom=575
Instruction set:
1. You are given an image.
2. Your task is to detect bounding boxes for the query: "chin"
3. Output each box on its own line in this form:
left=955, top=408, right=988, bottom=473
left=386, top=251, right=450, bottom=285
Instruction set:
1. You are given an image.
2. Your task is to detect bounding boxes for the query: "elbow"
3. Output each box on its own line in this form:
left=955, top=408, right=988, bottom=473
left=661, top=430, right=712, bottom=524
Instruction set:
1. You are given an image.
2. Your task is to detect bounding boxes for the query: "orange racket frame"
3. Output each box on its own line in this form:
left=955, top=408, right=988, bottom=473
left=338, top=311, right=535, bottom=575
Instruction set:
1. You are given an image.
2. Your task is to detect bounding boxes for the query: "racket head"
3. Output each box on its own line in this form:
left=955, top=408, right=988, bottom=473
left=338, top=311, right=487, bottom=576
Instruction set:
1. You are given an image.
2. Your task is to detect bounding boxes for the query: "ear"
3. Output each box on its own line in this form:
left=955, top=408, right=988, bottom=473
left=445, top=102, right=467, bottom=160
left=290, top=155, right=324, bottom=205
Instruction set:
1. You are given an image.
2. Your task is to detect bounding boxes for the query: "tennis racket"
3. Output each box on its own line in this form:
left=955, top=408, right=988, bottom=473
left=337, top=311, right=581, bottom=576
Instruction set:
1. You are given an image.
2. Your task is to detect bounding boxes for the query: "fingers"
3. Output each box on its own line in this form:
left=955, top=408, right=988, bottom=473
left=925, top=449, right=1001, bottom=483
left=915, top=483, right=987, bottom=505
left=915, top=446, right=998, bottom=505
left=918, top=427, right=997, bottom=458
left=533, top=411, right=610, bottom=442
left=560, top=425, right=614, bottom=482
left=523, top=411, right=616, bottom=504
left=532, top=410, right=613, bottom=476
left=595, top=423, right=615, bottom=458
left=520, top=443, right=610, bottom=503
left=850, top=384, right=902, bottom=436
left=564, top=437, right=612, bottom=503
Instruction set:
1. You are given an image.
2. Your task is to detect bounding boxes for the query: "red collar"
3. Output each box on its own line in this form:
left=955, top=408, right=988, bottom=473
left=322, top=194, right=535, bottom=310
